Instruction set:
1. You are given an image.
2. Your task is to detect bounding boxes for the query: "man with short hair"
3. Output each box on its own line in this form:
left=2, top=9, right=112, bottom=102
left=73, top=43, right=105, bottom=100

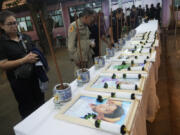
left=145, top=4, right=150, bottom=19
left=150, top=4, right=156, bottom=19
left=130, top=5, right=138, bottom=28
left=68, top=8, right=95, bottom=74
left=156, top=3, right=161, bottom=25
left=137, top=5, right=144, bottom=25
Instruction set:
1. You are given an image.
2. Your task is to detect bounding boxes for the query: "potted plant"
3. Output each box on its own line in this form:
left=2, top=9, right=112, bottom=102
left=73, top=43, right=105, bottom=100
left=74, top=11, right=90, bottom=85
left=39, top=11, right=72, bottom=107
left=53, top=83, right=72, bottom=105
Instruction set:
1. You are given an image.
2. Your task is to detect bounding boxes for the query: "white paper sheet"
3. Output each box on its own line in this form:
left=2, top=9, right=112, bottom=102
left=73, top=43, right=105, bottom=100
left=100, top=121, right=122, bottom=134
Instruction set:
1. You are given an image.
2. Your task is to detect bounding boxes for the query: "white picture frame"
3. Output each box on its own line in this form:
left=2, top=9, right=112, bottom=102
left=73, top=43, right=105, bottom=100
left=55, top=93, right=139, bottom=135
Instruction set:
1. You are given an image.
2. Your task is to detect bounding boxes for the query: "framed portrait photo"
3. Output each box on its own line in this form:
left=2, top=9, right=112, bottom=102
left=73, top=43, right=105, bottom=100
left=103, top=61, right=151, bottom=74
left=85, top=73, right=146, bottom=94
left=123, top=39, right=159, bottom=49
left=55, top=93, right=139, bottom=135
left=112, top=51, right=156, bottom=62
left=120, top=47, right=155, bottom=55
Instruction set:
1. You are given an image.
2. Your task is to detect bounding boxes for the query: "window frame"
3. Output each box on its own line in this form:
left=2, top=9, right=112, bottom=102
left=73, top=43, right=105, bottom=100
left=68, top=0, right=102, bottom=23
left=16, top=16, right=34, bottom=32
left=48, top=9, right=64, bottom=28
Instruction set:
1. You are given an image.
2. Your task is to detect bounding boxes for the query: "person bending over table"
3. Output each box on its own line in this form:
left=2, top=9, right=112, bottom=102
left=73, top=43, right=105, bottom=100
left=68, top=8, right=95, bottom=74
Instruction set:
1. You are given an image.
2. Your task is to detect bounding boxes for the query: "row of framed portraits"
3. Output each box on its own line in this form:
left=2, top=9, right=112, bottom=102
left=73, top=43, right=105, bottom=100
left=55, top=62, right=149, bottom=134
left=55, top=31, right=158, bottom=134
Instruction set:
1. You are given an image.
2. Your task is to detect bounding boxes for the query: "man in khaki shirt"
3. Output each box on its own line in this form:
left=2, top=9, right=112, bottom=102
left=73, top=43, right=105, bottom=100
left=68, top=8, right=95, bottom=73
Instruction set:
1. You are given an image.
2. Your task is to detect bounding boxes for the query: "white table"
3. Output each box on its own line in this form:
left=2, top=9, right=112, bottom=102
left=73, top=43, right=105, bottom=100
left=14, top=20, right=160, bottom=135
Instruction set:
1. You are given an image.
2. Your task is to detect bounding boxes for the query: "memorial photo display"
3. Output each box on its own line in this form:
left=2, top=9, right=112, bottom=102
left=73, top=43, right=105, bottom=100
left=56, top=94, right=139, bottom=135
left=103, top=61, right=151, bottom=74
left=85, top=73, right=146, bottom=94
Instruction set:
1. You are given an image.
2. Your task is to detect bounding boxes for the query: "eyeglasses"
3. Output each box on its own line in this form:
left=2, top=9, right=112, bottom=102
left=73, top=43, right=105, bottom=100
left=4, top=21, right=18, bottom=26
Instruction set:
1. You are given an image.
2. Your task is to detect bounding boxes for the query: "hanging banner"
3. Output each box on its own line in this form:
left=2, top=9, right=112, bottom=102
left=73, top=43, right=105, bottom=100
left=2, top=0, right=26, bottom=9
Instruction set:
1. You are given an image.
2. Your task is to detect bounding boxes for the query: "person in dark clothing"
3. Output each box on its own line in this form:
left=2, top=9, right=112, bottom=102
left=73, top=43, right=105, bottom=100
left=130, top=6, right=138, bottom=28
left=125, top=8, right=131, bottom=27
left=111, top=10, right=118, bottom=43
left=89, top=17, right=99, bottom=58
left=109, top=9, right=124, bottom=43
left=47, top=15, right=54, bottom=46
left=145, top=5, right=150, bottom=19
left=156, top=3, right=161, bottom=25
left=150, top=4, right=156, bottom=19
left=137, top=5, right=144, bottom=24
left=115, top=9, right=124, bottom=39
left=108, top=10, right=115, bottom=45
left=118, top=9, right=125, bottom=36
left=0, top=11, right=45, bottom=119
left=142, top=8, right=146, bottom=18
left=89, top=11, right=109, bottom=58
left=138, top=5, right=143, bottom=17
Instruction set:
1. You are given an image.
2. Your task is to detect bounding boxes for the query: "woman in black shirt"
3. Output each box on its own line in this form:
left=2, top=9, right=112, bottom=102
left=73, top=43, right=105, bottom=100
left=0, top=11, right=44, bottom=119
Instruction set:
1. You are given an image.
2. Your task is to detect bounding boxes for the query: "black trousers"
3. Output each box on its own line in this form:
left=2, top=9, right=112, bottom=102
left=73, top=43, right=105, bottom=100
left=9, top=74, right=44, bottom=119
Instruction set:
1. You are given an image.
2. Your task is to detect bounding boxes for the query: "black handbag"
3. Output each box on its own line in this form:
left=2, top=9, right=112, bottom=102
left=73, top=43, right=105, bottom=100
left=14, top=35, right=34, bottom=79
left=14, top=63, right=34, bottom=79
